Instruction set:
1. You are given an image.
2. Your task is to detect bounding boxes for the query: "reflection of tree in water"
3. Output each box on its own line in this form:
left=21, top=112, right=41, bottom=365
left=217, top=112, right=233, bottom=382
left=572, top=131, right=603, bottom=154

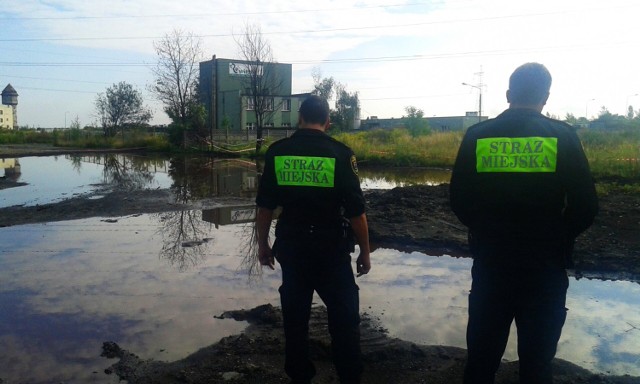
left=237, top=160, right=273, bottom=281
left=69, top=155, right=83, bottom=173
left=156, top=209, right=213, bottom=272
left=156, top=172, right=213, bottom=271
left=158, top=157, right=263, bottom=273
left=68, top=153, right=163, bottom=190
left=239, top=219, right=260, bottom=279
left=102, top=154, right=155, bottom=190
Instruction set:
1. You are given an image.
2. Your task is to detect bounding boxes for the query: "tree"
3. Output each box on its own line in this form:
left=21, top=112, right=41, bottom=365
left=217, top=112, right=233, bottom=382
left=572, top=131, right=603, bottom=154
left=95, top=82, right=152, bottom=137
left=627, top=105, right=635, bottom=120
left=564, top=112, right=589, bottom=128
left=330, top=83, right=359, bottom=131
left=234, top=23, right=284, bottom=152
left=591, top=107, right=633, bottom=130
left=311, top=68, right=335, bottom=102
left=150, top=29, right=203, bottom=145
left=402, top=106, right=430, bottom=136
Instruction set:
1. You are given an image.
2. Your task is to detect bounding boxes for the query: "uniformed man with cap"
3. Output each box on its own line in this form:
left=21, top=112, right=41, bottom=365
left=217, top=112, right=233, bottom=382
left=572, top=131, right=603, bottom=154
left=450, top=62, right=598, bottom=384
left=256, top=94, right=371, bottom=384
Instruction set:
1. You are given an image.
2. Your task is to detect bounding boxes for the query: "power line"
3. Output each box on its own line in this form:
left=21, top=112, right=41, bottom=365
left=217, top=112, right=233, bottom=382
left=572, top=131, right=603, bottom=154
left=0, top=61, right=151, bottom=67
left=16, top=85, right=99, bottom=94
left=1, top=4, right=637, bottom=43
left=0, top=73, right=114, bottom=85
left=1, top=39, right=631, bottom=69
left=0, top=1, right=441, bottom=20
left=361, top=93, right=465, bottom=101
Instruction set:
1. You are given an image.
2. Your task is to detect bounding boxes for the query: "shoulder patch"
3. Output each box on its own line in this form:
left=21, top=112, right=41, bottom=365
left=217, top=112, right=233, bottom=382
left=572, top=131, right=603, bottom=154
left=350, top=155, right=359, bottom=176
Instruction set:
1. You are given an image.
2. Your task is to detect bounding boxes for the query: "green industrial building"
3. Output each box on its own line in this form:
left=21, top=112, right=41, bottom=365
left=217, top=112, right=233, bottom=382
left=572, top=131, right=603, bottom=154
left=199, top=56, right=309, bottom=133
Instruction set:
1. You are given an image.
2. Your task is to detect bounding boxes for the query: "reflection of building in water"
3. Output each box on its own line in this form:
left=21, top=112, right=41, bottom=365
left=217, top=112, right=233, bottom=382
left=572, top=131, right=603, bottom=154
left=202, top=204, right=280, bottom=229
left=208, top=159, right=258, bottom=198
left=63, top=154, right=259, bottom=199
left=0, top=158, right=21, bottom=180
left=202, top=205, right=256, bottom=228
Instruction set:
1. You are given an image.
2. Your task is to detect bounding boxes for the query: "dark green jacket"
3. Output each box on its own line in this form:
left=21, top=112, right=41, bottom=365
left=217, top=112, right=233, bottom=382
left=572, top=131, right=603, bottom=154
left=450, top=108, right=598, bottom=267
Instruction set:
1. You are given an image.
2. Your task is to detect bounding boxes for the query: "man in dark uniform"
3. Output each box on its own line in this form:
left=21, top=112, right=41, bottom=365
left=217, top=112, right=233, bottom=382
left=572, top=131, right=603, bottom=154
left=450, top=63, right=598, bottom=384
left=255, top=95, right=371, bottom=384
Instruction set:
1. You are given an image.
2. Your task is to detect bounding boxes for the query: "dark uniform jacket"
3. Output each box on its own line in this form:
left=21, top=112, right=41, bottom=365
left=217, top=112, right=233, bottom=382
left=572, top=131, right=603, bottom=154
left=450, top=108, right=598, bottom=268
left=256, top=129, right=365, bottom=258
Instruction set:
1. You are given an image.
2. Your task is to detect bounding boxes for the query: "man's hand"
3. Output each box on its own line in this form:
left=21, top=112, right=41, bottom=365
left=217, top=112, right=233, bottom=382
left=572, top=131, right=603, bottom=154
left=356, top=252, right=371, bottom=277
left=258, top=245, right=275, bottom=270
left=256, top=207, right=275, bottom=270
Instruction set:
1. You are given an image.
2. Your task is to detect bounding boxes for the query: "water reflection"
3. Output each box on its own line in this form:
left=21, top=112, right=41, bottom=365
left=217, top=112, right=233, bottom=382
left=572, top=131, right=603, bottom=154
left=0, top=158, right=21, bottom=180
left=359, top=167, right=451, bottom=189
left=71, top=153, right=171, bottom=191
left=154, top=205, right=262, bottom=276
left=167, top=157, right=258, bottom=200
left=1, top=154, right=452, bottom=208
left=0, top=155, right=173, bottom=207
left=156, top=210, right=214, bottom=272
left=1, top=154, right=638, bottom=381
left=0, top=215, right=638, bottom=383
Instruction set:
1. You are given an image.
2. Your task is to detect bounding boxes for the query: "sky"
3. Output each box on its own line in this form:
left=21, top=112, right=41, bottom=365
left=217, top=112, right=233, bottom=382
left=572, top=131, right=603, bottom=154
left=1, top=0, right=639, bottom=128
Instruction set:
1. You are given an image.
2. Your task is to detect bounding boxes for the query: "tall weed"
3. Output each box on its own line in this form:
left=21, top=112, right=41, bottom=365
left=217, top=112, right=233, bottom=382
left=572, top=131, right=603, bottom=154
left=332, top=128, right=639, bottom=181
left=333, top=129, right=462, bottom=167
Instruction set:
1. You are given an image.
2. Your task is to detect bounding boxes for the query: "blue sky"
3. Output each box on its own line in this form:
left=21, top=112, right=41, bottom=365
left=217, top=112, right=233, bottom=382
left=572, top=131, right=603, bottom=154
left=1, top=0, right=639, bottom=128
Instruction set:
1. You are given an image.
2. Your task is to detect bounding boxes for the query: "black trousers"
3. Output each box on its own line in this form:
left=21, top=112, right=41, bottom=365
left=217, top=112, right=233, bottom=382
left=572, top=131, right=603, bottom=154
left=463, top=262, right=569, bottom=384
left=277, top=249, right=362, bottom=384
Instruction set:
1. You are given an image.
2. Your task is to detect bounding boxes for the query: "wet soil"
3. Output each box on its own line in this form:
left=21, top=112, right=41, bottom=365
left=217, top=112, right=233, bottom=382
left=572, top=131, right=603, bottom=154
left=365, top=184, right=640, bottom=283
left=101, top=304, right=639, bottom=384
left=2, top=145, right=639, bottom=383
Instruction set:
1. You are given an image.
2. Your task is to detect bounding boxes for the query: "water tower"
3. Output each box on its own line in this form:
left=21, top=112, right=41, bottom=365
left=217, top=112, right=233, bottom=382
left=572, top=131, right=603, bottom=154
left=2, top=84, right=18, bottom=129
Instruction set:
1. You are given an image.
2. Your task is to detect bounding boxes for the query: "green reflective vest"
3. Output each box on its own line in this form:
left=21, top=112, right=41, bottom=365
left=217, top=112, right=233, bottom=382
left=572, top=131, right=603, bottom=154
left=476, top=137, right=558, bottom=173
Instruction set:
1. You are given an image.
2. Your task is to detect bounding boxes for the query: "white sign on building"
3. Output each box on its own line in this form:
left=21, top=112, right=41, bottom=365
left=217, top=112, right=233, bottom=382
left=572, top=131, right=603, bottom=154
left=229, top=62, right=263, bottom=77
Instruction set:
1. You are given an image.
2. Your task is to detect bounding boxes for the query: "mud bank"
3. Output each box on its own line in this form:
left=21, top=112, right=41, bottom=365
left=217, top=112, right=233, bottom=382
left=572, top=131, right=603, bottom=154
left=101, top=304, right=639, bottom=384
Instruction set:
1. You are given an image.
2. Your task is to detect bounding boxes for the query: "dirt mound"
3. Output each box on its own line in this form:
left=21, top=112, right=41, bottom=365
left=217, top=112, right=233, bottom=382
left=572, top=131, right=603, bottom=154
left=102, top=304, right=638, bottom=384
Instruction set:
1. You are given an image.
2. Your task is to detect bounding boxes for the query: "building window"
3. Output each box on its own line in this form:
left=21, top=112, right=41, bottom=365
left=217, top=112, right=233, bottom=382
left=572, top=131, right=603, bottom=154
left=282, top=122, right=291, bottom=128
left=266, top=98, right=274, bottom=111
left=264, top=123, right=274, bottom=128
left=246, top=122, right=256, bottom=130
left=246, top=98, right=255, bottom=110
left=282, top=99, right=291, bottom=111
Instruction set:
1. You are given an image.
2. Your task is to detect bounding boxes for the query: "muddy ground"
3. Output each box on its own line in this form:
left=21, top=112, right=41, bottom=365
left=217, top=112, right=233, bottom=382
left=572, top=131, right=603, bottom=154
left=2, top=146, right=639, bottom=383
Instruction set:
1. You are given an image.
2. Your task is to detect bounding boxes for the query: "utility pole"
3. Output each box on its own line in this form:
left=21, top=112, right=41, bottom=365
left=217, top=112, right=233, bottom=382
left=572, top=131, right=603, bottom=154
left=462, top=67, right=484, bottom=123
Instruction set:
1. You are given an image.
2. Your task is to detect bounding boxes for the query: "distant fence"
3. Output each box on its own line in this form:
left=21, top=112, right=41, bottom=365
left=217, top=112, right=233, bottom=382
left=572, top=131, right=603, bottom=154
left=183, top=128, right=298, bottom=153
left=208, top=128, right=296, bottom=143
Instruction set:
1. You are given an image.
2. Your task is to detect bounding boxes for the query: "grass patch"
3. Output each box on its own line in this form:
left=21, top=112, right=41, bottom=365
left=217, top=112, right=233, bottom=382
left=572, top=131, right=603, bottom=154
left=329, top=128, right=639, bottom=184
left=332, top=129, right=462, bottom=167
left=0, top=128, right=171, bottom=152
left=578, top=129, right=640, bottom=181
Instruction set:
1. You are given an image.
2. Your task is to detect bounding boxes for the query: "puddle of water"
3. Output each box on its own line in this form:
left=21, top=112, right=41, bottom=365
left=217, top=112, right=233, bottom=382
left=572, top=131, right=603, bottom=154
left=1, top=213, right=639, bottom=383
left=359, top=167, right=451, bottom=190
left=0, top=155, right=450, bottom=209
left=0, top=155, right=173, bottom=207
left=360, top=248, right=640, bottom=376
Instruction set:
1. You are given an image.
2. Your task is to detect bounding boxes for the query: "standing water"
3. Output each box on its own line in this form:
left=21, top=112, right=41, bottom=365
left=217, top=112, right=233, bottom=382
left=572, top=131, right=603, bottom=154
left=0, top=154, right=638, bottom=383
